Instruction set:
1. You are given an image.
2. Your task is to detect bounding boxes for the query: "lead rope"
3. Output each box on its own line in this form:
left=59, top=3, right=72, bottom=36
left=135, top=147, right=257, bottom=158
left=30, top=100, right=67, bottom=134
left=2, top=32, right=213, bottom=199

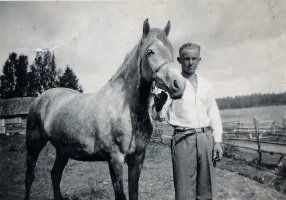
left=151, top=80, right=157, bottom=97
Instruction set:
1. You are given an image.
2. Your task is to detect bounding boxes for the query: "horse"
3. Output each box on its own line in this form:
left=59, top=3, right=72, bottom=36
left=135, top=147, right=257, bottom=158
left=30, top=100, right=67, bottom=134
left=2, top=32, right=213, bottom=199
left=24, top=19, right=186, bottom=200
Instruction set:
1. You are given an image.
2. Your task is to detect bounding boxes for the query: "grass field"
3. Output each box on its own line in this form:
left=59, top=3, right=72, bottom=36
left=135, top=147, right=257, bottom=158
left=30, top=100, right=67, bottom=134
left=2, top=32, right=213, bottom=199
left=220, top=105, right=286, bottom=125
left=1, top=134, right=286, bottom=200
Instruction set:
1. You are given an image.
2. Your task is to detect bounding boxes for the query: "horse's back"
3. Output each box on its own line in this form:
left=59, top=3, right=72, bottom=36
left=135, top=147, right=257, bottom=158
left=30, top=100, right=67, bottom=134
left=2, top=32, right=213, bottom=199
left=27, top=88, right=82, bottom=135
left=30, top=87, right=81, bottom=114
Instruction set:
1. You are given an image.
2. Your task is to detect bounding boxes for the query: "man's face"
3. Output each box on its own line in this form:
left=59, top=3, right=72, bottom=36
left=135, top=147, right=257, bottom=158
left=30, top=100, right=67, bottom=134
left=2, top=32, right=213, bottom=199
left=177, top=48, right=201, bottom=75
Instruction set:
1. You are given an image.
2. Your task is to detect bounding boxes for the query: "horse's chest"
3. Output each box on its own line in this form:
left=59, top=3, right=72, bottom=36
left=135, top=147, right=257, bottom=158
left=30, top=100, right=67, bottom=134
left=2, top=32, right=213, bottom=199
left=112, top=113, right=152, bottom=154
left=116, top=113, right=152, bottom=135
left=114, top=116, right=133, bottom=134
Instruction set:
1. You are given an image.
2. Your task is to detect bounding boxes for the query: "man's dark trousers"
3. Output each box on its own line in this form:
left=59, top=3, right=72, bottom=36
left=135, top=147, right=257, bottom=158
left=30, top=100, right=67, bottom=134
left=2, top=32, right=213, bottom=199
left=171, top=129, right=216, bottom=200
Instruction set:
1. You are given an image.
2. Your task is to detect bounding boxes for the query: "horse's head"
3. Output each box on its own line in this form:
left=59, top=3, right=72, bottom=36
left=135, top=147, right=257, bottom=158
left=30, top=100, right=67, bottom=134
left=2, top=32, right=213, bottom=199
left=139, top=19, right=186, bottom=99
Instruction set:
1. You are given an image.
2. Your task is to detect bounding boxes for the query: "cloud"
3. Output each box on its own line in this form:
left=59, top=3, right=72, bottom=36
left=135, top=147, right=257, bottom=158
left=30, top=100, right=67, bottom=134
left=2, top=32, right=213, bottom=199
left=0, top=1, right=285, bottom=97
left=167, top=0, right=286, bottom=51
left=200, top=34, right=286, bottom=97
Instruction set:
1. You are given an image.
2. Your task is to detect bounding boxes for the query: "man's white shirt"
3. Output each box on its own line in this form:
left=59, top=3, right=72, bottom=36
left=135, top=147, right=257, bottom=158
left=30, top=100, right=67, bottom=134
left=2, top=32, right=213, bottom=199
left=156, top=75, right=223, bottom=143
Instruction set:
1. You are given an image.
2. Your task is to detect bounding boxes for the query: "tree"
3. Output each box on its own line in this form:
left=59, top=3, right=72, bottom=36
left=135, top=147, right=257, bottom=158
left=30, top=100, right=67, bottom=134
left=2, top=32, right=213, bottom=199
left=14, top=55, right=28, bottom=97
left=216, top=92, right=286, bottom=110
left=0, top=52, right=17, bottom=98
left=41, top=52, right=58, bottom=91
left=27, top=52, right=60, bottom=96
left=59, top=66, right=83, bottom=92
left=1, top=51, right=83, bottom=98
left=27, top=64, right=41, bottom=97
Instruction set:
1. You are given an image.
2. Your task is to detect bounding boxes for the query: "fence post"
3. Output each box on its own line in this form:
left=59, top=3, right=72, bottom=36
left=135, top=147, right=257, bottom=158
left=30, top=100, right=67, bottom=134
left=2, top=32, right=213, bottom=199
left=271, top=121, right=275, bottom=135
left=284, top=118, right=286, bottom=135
left=254, top=117, right=262, bottom=164
left=236, top=120, right=240, bottom=138
left=271, top=121, right=277, bottom=140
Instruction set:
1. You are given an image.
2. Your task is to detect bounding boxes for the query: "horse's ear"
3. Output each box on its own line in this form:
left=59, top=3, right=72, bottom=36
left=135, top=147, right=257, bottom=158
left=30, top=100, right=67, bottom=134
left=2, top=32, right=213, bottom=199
left=143, top=18, right=150, bottom=36
left=164, top=20, right=171, bottom=36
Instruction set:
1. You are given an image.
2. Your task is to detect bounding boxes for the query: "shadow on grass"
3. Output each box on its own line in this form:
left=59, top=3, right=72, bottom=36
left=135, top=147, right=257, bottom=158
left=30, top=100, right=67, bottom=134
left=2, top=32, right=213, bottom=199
left=221, top=145, right=286, bottom=194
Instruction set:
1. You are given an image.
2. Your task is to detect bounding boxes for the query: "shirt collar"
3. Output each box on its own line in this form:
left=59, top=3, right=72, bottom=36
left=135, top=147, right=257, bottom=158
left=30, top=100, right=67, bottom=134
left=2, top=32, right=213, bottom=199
left=185, top=74, right=200, bottom=93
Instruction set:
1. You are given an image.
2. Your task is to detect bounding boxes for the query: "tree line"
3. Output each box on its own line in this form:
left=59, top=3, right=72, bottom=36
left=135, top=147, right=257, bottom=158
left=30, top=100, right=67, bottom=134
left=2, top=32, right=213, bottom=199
left=0, top=52, right=83, bottom=99
left=216, top=92, right=286, bottom=110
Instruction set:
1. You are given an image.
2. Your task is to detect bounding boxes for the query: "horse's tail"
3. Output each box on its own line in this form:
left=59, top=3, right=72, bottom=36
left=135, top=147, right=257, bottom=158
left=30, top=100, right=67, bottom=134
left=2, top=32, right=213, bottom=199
left=26, top=96, right=51, bottom=146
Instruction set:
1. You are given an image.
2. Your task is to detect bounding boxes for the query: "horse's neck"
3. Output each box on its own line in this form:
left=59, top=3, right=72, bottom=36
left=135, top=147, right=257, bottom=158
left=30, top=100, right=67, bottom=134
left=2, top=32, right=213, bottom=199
left=104, top=45, right=152, bottom=115
left=132, top=78, right=152, bottom=113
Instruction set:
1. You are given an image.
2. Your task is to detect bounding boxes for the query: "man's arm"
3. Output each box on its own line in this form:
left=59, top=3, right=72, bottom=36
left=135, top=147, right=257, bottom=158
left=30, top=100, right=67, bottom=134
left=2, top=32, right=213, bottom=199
left=208, top=98, right=223, bottom=143
left=151, top=104, right=160, bottom=120
left=208, top=87, right=224, bottom=160
left=151, top=91, right=169, bottom=121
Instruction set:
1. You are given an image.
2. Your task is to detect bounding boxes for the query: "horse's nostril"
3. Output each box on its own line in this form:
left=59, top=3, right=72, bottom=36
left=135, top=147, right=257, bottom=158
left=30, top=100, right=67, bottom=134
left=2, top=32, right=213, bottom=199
left=173, top=80, right=179, bottom=90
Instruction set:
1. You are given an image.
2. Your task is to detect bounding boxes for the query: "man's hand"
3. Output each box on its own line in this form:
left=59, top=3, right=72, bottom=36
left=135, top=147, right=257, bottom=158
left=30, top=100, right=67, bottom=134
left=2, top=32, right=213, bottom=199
left=213, top=142, right=223, bottom=162
left=154, top=91, right=168, bottom=112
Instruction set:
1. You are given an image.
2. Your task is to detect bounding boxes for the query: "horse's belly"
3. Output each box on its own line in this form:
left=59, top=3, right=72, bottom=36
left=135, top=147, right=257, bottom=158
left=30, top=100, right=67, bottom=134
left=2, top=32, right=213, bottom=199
left=54, top=144, right=109, bottom=161
left=68, top=151, right=109, bottom=162
left=50, top=135, right=109, bottom=161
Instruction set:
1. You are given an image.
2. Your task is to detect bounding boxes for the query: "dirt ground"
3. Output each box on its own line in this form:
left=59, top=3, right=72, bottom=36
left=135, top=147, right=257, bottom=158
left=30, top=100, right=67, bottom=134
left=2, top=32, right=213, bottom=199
left=1, top=135, right=286, bottom=200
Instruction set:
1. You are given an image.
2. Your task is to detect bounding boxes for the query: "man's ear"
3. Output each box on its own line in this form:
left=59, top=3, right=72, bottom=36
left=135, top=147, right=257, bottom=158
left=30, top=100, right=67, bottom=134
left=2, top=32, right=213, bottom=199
left=198, top=57, right=202, bottom=62
left=177, top=57, right=181, bottom=63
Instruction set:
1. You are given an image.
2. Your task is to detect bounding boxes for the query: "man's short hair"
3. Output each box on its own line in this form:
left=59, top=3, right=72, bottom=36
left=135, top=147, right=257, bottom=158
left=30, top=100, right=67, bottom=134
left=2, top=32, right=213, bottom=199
left=179, top=43, right=200, bottom=56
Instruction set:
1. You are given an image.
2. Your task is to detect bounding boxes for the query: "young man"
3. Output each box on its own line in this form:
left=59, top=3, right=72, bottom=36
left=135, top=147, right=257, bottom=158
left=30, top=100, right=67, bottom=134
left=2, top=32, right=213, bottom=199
left=152, top=43, right=223, bottom=200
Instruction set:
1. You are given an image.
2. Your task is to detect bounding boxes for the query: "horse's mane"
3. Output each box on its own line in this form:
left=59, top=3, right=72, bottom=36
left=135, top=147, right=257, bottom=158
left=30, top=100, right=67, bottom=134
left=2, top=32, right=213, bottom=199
left=107, top=44, right=139, bottom=84
left=107, top=28, right=174, bottom=87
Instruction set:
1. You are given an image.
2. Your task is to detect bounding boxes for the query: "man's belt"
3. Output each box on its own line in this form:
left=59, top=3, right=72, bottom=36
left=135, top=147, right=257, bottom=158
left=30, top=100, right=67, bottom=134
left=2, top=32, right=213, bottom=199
left=174, top=126, right=211, bottom=136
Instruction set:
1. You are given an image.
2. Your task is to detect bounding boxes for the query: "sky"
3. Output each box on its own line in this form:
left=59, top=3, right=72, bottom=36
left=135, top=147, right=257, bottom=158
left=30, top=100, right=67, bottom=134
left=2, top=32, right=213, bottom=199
left=0, top=0, right=285, bottom=98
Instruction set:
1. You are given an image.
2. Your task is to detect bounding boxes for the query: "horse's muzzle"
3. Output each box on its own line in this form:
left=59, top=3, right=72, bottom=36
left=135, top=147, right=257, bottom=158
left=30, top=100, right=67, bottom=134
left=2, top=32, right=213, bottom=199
left=155, top=63, right=186, bottom=99
left=168, top=76, right=186, bottom=99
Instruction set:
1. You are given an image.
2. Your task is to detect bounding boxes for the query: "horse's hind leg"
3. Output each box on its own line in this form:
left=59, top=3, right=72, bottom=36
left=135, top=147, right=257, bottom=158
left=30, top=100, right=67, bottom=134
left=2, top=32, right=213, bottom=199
left=51, top=150, right=69, bottom=200
left=25, top=131, right=48, bottom=200
left=108, top=157, right=126, bottom=200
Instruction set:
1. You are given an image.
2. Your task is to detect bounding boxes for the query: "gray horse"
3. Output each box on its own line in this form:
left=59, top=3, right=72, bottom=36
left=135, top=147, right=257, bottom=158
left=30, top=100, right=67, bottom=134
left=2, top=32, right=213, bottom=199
left=25, top=19, right=186, bottom=200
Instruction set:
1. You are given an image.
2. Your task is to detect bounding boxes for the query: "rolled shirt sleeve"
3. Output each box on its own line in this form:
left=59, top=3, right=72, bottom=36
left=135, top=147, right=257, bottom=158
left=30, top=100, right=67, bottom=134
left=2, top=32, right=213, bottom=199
left=208, top=97, right=223, bottom=143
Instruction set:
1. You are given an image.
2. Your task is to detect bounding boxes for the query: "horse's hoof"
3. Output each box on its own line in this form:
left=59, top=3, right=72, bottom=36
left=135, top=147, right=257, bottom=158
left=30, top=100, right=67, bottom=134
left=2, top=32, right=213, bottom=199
left=55, top=196, right=69, bottom=200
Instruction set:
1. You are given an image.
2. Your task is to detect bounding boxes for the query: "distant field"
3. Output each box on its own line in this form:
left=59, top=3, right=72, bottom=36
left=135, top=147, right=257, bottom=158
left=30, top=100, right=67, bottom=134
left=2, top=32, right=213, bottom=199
left=220, top=105, right=286, bottom=125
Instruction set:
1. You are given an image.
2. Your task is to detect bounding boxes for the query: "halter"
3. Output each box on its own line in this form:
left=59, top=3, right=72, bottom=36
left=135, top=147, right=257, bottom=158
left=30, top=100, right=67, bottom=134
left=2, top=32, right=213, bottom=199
left=139, top=37, right=174, bottom=95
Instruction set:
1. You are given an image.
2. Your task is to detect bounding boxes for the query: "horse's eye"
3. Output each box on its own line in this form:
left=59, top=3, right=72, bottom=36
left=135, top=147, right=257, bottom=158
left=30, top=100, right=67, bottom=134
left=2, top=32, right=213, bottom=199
left=146, top=49, right=154, bottom=55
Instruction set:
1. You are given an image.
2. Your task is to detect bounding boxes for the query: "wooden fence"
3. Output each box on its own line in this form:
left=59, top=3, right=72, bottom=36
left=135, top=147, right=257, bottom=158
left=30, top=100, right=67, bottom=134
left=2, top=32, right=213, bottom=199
left=0, top=123, right=26, bottom=135
left=152, top=121, right=174, bottom=144
left=152, top=117, right=286, bottom=164
left=223, top=118, right=286, bottom=164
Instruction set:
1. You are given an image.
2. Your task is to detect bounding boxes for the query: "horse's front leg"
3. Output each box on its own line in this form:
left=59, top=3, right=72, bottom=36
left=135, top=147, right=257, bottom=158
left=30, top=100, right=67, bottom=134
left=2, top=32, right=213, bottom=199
left=108, top=156, right=126, bottom=200
left=127, top=151, right=145, bottom=200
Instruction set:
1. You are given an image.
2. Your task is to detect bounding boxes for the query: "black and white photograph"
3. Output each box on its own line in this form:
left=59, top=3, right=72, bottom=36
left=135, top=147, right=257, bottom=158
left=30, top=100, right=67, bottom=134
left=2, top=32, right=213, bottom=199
left=0, top=1, right=286, bottom=199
